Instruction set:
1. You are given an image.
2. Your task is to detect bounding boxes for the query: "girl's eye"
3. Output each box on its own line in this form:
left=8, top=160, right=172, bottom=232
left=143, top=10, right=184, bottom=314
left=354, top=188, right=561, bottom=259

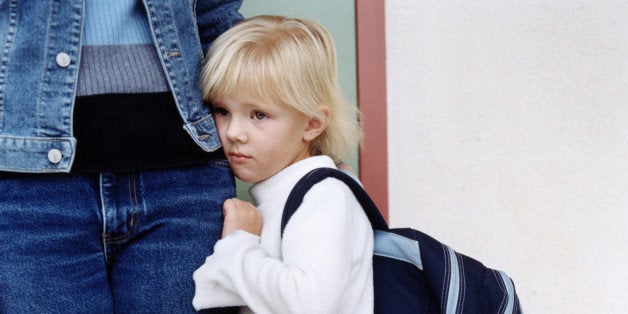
left=252, top=111, right=266, bottom=120
left=213, top=107, right=229, bottom=116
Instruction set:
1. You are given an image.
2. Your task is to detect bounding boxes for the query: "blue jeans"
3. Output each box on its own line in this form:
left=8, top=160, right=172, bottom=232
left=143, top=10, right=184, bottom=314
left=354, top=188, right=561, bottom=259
left=0, top=161, right=237, bottom=313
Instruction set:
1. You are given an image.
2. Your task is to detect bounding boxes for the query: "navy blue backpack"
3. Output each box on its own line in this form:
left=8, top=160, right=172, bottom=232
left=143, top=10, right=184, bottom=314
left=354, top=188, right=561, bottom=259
left=281, top=168, right=521, bottom=313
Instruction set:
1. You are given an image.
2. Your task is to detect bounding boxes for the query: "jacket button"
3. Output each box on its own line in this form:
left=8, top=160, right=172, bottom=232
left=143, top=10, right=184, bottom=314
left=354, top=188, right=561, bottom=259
left=47, top=149, right=63, bottom=164
left=56, top=52, right=71, bottom=67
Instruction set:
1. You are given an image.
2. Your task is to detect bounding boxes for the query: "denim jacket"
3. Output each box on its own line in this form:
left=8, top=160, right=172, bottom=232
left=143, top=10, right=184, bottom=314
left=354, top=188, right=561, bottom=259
left=0, top=0, right=242, bottom=173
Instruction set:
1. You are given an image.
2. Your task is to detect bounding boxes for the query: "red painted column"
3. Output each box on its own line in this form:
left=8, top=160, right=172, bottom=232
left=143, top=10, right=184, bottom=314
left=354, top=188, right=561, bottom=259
left=355, top=0, right=388, bottom=219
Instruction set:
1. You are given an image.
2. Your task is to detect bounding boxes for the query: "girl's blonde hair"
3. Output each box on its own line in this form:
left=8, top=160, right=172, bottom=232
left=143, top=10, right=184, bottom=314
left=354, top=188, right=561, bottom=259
left=201, top=15, right=362, bottom=163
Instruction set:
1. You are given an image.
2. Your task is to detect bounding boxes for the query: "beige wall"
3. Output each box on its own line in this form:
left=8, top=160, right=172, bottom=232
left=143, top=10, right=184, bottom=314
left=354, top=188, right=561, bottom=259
left=386, top=1, right=627, bottom=312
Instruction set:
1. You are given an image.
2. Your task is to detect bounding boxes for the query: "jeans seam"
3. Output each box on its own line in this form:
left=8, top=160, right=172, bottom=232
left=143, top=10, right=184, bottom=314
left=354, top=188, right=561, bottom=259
left=206, top=158, right=230, bottom=168
left=100, top=173, right=140, bottom=264
left=128, top=175, right=138, bottom=229
left=99, top=173, right=109, bottom=263
left=102, top=232, right=133, bottom=243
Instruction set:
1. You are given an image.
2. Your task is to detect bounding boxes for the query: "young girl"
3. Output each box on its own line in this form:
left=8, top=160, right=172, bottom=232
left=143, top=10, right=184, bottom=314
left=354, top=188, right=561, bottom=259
left=192, top=15, right=373, bottom=313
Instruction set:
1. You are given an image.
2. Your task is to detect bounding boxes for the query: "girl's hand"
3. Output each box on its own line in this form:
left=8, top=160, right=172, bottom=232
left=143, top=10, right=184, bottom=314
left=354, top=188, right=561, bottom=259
left=221, top=198, right=263, bottom=238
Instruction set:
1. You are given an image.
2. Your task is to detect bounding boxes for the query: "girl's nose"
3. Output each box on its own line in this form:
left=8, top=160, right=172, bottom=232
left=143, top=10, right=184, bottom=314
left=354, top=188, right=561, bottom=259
left=226, top=118, right=247, bottom=143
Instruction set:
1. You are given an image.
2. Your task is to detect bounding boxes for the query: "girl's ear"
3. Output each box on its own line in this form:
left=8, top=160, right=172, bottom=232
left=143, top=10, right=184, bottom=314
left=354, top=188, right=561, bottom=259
left=303, top=105, right=331, bottom=142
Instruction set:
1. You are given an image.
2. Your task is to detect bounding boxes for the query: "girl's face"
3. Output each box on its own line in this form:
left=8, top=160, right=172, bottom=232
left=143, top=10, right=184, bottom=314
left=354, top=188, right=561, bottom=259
left=212, top=94, right=314, bottom=183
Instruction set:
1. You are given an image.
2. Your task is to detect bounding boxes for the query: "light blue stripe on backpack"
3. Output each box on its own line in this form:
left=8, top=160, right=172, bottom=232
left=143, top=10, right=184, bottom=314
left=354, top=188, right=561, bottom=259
left=373, top=230, right=423, bottom=270
left=445, top=246, right=461, bottom=314
left=498, top=270, right=516, bottom=313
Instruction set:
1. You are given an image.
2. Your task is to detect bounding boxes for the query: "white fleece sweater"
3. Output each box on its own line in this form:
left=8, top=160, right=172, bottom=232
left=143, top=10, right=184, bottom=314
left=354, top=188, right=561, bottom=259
left=193, top=156, right=374, bottom=313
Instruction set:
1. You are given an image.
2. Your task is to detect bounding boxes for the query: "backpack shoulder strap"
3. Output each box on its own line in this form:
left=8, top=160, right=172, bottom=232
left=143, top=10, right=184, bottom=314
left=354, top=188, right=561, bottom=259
left=281, top=167, right=389, bottom=238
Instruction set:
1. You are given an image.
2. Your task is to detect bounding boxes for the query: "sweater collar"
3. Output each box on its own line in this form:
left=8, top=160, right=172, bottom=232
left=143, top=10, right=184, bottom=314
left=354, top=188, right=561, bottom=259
left=249, top=156, right=337, bottom=208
